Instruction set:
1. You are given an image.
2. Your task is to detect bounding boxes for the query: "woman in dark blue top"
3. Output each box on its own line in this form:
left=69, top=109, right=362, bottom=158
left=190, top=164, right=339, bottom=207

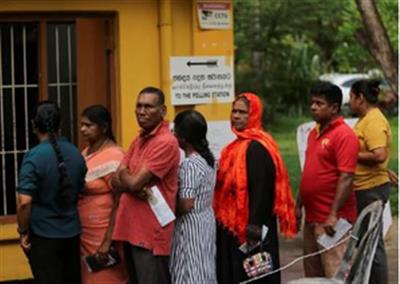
left=16, top=101, right=87, bottom=284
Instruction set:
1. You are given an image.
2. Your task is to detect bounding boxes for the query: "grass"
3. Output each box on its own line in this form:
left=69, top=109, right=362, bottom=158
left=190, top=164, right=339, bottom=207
left=267, top=115, right=309, bottom=198
left=268, top=115, right=398, bottom=215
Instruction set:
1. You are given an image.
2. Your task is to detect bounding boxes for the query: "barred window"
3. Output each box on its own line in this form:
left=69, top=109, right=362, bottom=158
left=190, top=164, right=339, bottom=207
left=47, top=23, right=77, bottom=141
left=0, top=22, right=77, bottom=215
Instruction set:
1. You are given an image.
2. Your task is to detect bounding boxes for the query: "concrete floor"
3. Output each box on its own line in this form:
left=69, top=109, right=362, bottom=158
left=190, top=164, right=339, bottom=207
left=3, top=219, right=397, bottom=284
left=280, top=218, right=398, bottom=284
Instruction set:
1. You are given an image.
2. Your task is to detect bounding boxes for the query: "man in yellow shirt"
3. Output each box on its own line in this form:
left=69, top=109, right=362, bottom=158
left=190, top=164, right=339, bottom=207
left=353, top=107, right=392, bottom=190
left=349, top=79, right=392, bottom=284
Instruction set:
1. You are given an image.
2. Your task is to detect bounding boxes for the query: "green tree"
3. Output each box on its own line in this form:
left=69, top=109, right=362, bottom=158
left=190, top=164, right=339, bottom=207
left=234, top=0, right=348, bottom=117
left=355, top=0, right=398, bottom=94
left=234, top=0, right=398, bottom=119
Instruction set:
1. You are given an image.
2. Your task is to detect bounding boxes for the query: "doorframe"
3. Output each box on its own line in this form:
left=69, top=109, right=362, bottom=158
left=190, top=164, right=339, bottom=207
left=0, top=13, right=119, bottom=221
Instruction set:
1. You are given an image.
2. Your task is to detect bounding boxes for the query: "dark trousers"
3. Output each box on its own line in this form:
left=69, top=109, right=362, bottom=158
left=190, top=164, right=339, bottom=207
left=124, top=243, right=170, bottom=284
left=356, top=182, right=390, bottom=284
left=28, top=233, right=80, bottom=284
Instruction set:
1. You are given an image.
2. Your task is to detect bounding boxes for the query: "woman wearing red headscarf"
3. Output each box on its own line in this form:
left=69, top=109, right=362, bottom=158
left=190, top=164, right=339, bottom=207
left=214, top=93, right=296, bottom=283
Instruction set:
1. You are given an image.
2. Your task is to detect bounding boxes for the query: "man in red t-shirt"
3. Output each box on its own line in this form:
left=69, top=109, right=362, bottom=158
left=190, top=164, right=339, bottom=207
left=111, top=87, right=180, bottom=284
left=297, top=82, right=359, bottom=278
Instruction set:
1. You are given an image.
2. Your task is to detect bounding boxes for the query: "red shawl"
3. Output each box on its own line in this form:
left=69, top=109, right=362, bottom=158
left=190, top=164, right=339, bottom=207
left=213, top=92, right=296, bottom=243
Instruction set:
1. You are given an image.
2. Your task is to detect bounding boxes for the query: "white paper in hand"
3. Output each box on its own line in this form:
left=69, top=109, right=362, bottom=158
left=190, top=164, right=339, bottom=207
left=147, top=185, right=176, bottom=227
left=317, top=218, right=352, bottom=249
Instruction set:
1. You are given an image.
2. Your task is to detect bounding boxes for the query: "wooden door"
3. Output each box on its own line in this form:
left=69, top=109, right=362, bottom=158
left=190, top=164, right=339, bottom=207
left=76, top=18, right=114, bottom=148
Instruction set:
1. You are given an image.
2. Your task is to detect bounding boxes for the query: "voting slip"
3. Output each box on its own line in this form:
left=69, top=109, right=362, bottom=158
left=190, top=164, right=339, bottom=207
left=317, top=218, right=352, bottom=249
left=147, top=185, right=176, bottom=227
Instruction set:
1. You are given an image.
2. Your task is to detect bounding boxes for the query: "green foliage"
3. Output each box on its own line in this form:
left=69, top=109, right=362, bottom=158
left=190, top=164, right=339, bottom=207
left=234, top=0, right=398, bottom=117
left=335, top=0, right=398, bottom=72
left=334, top=0, right=375, bottom=72
left=377, top=0, right=398, bottom=51
left=268, top=115, right=309, bottom=196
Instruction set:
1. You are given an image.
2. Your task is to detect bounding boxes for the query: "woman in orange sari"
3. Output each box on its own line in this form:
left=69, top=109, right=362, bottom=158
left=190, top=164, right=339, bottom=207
left=79, top=105, right=128, bottom=284
left=214, top=93, right=296, bottom=284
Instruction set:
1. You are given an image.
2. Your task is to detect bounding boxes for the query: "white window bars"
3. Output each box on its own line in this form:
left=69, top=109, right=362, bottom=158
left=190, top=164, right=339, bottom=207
left=0, top=22, right=76, bottom=215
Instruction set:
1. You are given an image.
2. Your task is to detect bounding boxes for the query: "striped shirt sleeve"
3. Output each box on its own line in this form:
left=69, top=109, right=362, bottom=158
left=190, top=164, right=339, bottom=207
left=179, top=159, right=201, bottom=199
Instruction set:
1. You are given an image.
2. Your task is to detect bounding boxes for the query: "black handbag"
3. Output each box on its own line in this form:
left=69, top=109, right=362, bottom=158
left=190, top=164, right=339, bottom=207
left=84, top=247, right=121, bottom=272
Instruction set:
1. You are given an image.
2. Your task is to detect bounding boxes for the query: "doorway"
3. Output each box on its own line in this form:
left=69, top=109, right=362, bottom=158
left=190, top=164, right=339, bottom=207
left=0, top=15, right=115, bottom=216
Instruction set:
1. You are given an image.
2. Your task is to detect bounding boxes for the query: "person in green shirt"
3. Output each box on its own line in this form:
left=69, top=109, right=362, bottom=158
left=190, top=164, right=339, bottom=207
left=17, top=101, right=87, bottom=284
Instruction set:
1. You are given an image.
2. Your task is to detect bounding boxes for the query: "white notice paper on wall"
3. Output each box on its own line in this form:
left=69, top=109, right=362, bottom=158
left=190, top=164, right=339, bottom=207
left=171, top=120, right=235, bottom=160
left=197, top=2, right=232, bottom=30
left=170, top=56, right=234, bottom=105
left=147, top=186, right=175, bottom=227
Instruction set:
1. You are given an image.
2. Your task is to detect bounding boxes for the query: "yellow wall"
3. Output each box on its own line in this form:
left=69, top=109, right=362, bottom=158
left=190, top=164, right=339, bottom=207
left=191, top=1, right=234, bottom=120
left=0, top=224, right=31, bottom=280
left=0, top=0, right=233, bottom=146
left=0, top=0, right=233, bottom=280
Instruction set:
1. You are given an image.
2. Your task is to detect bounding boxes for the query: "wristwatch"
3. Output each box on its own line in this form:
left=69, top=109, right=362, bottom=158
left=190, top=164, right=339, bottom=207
left=17, top=227, right=29, bottom=236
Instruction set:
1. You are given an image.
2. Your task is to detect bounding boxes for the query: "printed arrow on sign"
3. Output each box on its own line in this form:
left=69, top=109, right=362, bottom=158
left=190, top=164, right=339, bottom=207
left=186, top=60, right=218, bottom=67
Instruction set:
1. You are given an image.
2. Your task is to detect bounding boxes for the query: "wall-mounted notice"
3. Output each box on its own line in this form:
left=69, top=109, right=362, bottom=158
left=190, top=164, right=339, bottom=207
left=197, top=1, right=231, bottom=30
left=170, top=56, right=234, bottom=106
left=170, top=120, right=235, bottom=161
left=206, top=120, right=235, bottom=159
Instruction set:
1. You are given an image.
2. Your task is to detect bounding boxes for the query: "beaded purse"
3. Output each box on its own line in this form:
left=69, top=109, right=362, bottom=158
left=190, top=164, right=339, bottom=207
left=243, top=250, right=273, bottom=278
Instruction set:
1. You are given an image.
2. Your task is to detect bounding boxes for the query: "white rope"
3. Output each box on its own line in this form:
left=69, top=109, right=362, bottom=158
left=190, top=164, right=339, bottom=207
left=240, top=234, right=354, bottom=284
